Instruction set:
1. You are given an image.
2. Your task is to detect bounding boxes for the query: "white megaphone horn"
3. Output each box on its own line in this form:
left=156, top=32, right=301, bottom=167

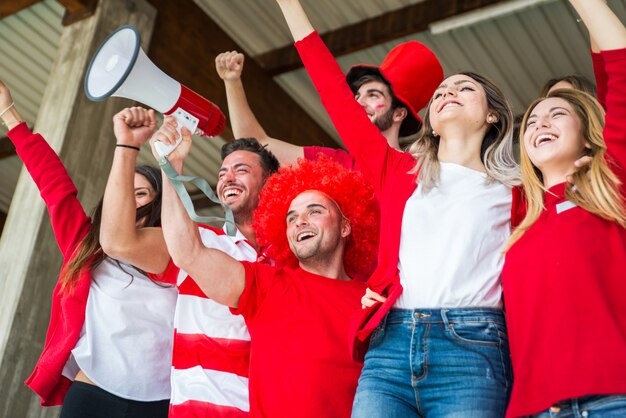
left=84, top=24, right=225, bottom=157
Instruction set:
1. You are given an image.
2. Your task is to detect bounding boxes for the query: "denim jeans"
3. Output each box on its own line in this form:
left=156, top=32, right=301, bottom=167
left=352, top=308, right=512, bottom=418
left=527, top=395, right=626, bottom=418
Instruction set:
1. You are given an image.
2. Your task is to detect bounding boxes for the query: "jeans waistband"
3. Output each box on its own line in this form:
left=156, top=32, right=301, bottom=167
left=386, top=307, right=505, bottom=325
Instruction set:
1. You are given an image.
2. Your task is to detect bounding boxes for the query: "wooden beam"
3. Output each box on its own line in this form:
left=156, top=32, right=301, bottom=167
left=0, top=0, right=41, bottom=19
left=0, top=136, right=16, bottom=159
left=146, top=0, right=336, bottom=148
left=57, top=0, right=98, bottom=26
left=256, top=0, right=507, bottom=75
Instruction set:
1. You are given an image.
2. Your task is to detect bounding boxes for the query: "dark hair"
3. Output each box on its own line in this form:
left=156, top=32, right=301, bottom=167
left=540, top=74, right=596, bottom=97
left=350, top=73, right=420, bottom=137
left=59, top=165, right=163, bottom=293
left=134, top=165, right=162, bottom=228
left=350, top=74, right=404, bottom=111
left=221, top=137, right=280, bottom=178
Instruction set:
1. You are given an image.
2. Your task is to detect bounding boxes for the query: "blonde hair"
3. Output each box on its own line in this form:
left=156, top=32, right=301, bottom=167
left=507, top=89, right=626, bottom=250
left=409, top=71, right=520, bottom=190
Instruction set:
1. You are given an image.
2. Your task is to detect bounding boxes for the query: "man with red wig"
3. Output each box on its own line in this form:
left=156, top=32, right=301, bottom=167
left=156, top=125, right=379, bottom=417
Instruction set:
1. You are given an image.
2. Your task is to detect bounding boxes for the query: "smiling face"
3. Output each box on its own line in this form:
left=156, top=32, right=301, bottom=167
left=286, top=190, right=351, bottom=263
left=134, top=173, right=156, bottom=208
left=523, top=97, right=588, bottom=175
left=217, top=150, right=266, bottom=220
left=429, top=74, right=491, bottom=133
left=354, top=80, right=397, bottom=132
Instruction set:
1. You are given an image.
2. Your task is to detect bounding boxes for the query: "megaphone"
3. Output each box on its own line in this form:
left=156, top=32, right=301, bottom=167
left=85, top=24, right=225, bottom=157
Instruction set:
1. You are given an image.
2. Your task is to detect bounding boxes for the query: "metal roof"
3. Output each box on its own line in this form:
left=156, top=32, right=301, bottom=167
left=2, top=0, right=626, bottom=218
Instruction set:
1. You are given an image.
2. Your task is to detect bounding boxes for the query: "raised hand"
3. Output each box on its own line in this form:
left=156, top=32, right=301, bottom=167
left=149, top=116, right=193, bottom=168
left=0, top=80, right=13, bottom=111
left=113, top=107, right=157, bottom=149
left=215, top=51, right=245, bottom=82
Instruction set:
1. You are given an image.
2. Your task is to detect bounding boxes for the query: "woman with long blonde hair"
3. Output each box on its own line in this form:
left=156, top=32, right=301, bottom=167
left=502, top=0, right=626, bottom=416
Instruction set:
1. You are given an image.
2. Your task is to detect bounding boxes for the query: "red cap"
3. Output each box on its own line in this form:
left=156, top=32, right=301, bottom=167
left=346, top=41, right=443, bottom=137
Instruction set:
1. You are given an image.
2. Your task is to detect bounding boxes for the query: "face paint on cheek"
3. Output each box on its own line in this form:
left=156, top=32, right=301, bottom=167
left=375, top=104, right=386, bottom=110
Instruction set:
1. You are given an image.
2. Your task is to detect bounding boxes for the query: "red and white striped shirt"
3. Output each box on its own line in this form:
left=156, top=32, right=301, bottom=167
left=155, top=225, right=257, bottom=417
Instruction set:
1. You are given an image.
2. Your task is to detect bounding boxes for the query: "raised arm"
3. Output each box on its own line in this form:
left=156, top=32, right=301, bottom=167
left=274, top=0, right=404, bottom=192
left=569, top=0, right=626, bottom=51
left=151, top=118, right=245, bottom=307
left=570, top=0, right=626, bottom=185
left=216, top=51, right=304, bottom=165
left=0, top=80, right=90, bottom=257
left=100, top=107, right=170, bottom=274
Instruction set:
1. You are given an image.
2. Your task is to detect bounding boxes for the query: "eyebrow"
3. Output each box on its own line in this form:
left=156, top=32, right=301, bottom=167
left=528, top=106, right=570, bottom=119
left=286, top=203, right=328, bottom=219
left=436, top=79, right=478, bottom=90
left=219, top=163, right=252, bottom=173
left=356, top=88, right=386, bottom=97
left=134, top=187, right=150, bottom=192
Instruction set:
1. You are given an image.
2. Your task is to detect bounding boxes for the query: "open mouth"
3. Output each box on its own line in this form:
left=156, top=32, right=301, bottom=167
left=439, top=100, right=461, bottom=112
left=222, top=187, right=243, bottom=199
left=534, top=133, right=557, bottom=147
left=296, top=231, right=316, bottom=242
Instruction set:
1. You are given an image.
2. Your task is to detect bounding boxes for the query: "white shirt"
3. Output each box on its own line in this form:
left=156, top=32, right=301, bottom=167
left=395, top=163, right=511, bottom=309
left=62, top=257, right=177, bottom=401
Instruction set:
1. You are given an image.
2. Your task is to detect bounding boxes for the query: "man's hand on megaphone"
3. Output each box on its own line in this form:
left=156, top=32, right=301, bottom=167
left=215, top=51, right=244, bottom=81
left=113, top=107, right=157, bottom=149
left=150, top=116, right=192, bottom=168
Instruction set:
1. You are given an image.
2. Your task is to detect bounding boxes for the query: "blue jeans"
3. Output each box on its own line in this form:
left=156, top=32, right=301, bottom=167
left=352, top=308, right=512, bottom=418
left=528, top=395, right=626, bottom=418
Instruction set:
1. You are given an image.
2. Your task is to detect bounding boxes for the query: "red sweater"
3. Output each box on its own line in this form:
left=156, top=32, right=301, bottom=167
left=502, top=48, right=626, bottom=417
left=294, top=32, right=525, bottom=360
left=8, top=123, right=92, bottom=406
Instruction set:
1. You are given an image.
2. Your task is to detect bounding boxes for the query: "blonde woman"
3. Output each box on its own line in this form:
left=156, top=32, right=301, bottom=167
left=502, top=0, right=626, bottom=416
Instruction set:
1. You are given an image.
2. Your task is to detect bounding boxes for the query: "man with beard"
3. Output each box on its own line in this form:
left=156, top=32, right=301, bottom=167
left=154, top=122, right=379, bottom=417
left=215, top=41, right=443, bottom=169
left=100, top=116, right=279, bottom=417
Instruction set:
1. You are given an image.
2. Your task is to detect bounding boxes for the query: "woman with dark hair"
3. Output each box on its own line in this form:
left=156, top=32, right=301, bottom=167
left=503, top=1, right=626, bottom=416
left=0, top=83, right=176, bottom=418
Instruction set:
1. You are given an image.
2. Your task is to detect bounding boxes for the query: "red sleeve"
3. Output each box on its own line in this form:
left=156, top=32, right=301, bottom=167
left=600, top=48, right=626, bottom=196
left=147, top=257, right=179, bottom=285
left=303, top=145, right=356, bottom=170
left=592, top=51, right=607, bottom=109
left=294, top=32, right=409, bottom=194
left=230, top=261, right=276, bottom=319
left=7, top=123, right=90, bottom=259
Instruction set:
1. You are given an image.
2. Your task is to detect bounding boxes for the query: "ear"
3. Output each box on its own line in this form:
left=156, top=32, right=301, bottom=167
left=487, top=112, right=499, bottom=124
left=584, top=139, right=592, bottom=150
left=393, top=107, right=408, bottom=123
left=340, top=218, right=352, bottom=239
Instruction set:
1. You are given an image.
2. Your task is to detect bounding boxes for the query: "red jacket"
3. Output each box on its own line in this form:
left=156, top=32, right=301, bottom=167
left=9, top=123, right=92, bottom=406
left=502, top=48, right=626, bottom=417
left=295, top=32, right=525, bottom=360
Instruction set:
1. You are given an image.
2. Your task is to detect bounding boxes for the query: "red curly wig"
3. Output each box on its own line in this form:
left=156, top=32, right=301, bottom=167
left=253, top=156, right=380, bottom=280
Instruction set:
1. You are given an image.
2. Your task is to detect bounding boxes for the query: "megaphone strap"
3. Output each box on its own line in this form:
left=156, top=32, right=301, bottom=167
left=159, top=157, right=236, bottom=237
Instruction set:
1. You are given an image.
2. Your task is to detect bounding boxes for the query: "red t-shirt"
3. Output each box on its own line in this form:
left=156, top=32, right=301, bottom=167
left=232, top=262, right=366, bottom=418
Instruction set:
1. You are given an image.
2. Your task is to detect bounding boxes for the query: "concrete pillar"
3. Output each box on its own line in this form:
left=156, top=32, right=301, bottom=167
left=0, top=0, right=156, bottom=416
